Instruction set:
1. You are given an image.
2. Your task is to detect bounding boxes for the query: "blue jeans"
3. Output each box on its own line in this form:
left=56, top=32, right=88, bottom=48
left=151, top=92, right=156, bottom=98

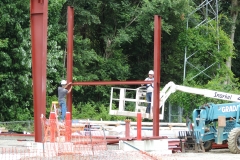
left=146, top=92, right=152, bottom=113
left=59, top=100, right=67, bottom=120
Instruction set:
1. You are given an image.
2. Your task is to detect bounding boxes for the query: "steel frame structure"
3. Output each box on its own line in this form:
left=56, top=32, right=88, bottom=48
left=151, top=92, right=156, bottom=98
left=30, top=0, right=162, bottom=142
left=183, top=0, right=219, bottom=81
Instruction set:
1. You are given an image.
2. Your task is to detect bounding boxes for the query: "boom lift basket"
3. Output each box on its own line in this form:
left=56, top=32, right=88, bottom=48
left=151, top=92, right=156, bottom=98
left=109, top=87, right=164, bottom=119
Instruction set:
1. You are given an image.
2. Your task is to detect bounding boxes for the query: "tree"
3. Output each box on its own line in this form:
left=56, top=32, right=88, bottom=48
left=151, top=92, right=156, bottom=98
left=1, top=0, right=240, bottom=122
left=0, top=1, right=33, bottom=121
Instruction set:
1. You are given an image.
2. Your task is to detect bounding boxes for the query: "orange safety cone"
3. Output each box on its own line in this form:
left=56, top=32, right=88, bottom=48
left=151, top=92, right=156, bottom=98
left=49, top=112, right=56, bottom=142
left=65, top=112, right=72, bottom=142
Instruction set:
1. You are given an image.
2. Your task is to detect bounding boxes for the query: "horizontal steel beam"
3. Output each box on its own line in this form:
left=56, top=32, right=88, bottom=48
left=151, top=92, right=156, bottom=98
left=72, top=81, right=153, bottom=86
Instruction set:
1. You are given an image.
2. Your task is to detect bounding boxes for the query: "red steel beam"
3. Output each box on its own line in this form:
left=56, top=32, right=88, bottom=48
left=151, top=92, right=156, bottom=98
left=212, top=143, right=228, bottom=149
left=67, top=6, right=74, bottom=116
left=125, top=120, right=130, bottom=139
left=137, top=113, right=142, bottom=140
left=72, top=81, right=153, bottom=86
left=153, top=15, right=161, bottom=136
left=30, top=0, right=48, bottom=142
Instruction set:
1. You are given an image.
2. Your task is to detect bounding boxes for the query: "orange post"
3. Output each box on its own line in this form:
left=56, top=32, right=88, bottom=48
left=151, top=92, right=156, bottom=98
left=65, top=112, right=72, bottom=142
left=49, top=112, right=56, bottom=142
left=137, top=113, right=142, bottom=140
left=125, top=119, right=131, bottom=139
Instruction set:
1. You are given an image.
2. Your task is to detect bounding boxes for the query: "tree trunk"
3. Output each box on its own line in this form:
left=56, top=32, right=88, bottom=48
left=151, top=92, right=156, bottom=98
left=227, top=0, right=239, bottom=70
left=225, top=0, right=239, bottom=84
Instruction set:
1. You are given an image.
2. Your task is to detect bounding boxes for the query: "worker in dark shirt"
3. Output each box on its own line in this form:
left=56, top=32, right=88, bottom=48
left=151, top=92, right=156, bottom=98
left=58, top=80, right=72, bottom=120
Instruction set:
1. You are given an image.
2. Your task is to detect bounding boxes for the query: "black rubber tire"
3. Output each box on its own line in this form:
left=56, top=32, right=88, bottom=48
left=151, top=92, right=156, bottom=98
left=228, top=128, right=240, bottom=154
left=203, top=141, right=212, bottom=152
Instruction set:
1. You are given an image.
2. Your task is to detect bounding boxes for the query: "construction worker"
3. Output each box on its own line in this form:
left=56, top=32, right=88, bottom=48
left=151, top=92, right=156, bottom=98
left=58, top=80, right=72, bottom=121
left=144, top=70, right=154, bottom=114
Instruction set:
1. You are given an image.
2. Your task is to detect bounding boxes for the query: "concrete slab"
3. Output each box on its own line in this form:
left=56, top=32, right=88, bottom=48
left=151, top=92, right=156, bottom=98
left=119, top=139, right=172, bottom=154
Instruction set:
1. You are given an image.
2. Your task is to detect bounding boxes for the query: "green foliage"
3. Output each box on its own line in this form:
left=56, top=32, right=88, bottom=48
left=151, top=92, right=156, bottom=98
left=1, top=0, right=240, bottom=124
left=71, top=102, right=126, bottom=121
left=169, top=13, right=239, bottom=119
left=177, top=21, right=234, bottom=83
left=127, top=0, right=189, bottom=82
left=0, top=121, right=34, bottom=133
left=0, top=1, right=33, bottom=121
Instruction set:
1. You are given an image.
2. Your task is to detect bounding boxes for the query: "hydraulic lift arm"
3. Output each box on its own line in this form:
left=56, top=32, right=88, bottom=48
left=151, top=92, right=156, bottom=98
left=109, top=81, right=240, bottom=120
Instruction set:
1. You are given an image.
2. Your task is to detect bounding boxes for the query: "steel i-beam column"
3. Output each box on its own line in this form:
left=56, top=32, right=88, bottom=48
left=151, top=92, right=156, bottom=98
left=153, top=15, right=161, bottom=136
left=67, top=6, right=74, bottom=116
left=30, top=0, right=48, bottom=142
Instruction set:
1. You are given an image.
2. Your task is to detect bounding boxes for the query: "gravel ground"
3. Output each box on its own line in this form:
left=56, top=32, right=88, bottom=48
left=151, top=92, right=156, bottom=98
left=1, top=135, right=240, bottom=160
left=159, top=149, right=240, bottom=160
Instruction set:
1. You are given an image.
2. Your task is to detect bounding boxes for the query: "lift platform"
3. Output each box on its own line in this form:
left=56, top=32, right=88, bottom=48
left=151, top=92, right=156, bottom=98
left=109, top=86, right=164, bottom=119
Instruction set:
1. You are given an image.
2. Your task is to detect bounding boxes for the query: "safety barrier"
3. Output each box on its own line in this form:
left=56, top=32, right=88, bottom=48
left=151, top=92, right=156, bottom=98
left=0, top=117, right=162, bottom=159
left=0, top=146, right=161, bottom=160
left=0, top=101, right=164, bottom=159
left=0, top=132, right=160, bottom=159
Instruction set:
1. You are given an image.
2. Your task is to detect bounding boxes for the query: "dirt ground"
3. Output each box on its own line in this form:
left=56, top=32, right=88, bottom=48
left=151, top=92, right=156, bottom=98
left=159, top=149, right=240, bottom=160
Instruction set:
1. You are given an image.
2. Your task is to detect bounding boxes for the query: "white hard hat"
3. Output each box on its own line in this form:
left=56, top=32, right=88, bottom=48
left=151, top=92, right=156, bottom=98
left=148, top=70, right=154, bottom=75
left=61, top=80, right=67, bottom=85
